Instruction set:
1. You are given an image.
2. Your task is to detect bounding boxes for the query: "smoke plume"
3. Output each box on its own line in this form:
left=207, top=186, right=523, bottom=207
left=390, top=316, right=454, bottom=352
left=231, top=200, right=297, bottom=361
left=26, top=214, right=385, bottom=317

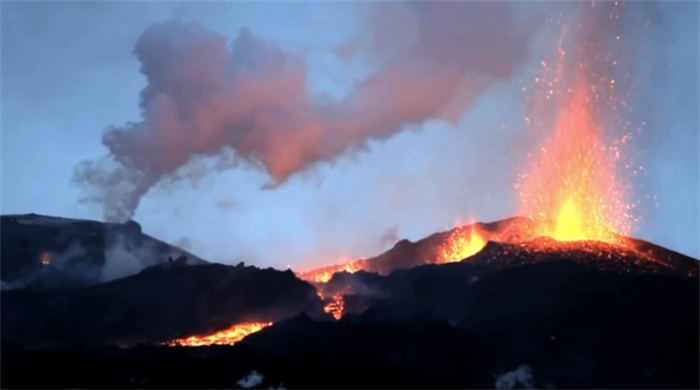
left=101, top=232, right=155, bottom=282
left=378, top=224, right=400, bottom=250
left=72, top=2, right=537, bottom=222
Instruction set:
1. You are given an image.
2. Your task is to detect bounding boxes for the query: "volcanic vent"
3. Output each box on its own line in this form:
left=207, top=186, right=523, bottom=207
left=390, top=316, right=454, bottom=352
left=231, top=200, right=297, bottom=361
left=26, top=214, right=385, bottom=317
left=153, top=4, right=695, bottom=344
left=288, top=2, right=693, bottom=322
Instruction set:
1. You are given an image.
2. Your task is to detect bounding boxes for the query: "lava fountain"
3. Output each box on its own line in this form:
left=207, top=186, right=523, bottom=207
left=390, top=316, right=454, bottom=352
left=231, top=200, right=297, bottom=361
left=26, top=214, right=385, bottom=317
left=438, top=224, right=488, bottom=263
left=517, top=79, right=631, bottom=244
left=516, top=4, right=635, bottom=246
left=289, top=3, right=644, bottom=314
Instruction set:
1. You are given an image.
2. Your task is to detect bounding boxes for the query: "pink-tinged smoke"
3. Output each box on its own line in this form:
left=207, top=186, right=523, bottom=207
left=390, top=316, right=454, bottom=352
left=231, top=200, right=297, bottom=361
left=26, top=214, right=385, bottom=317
left=72, top=2, right=537, bottom=222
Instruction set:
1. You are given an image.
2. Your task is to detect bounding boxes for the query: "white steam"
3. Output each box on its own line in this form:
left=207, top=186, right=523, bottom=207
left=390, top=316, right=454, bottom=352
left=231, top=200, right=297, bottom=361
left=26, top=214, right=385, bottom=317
left=72, top=3, right=537, bottom=222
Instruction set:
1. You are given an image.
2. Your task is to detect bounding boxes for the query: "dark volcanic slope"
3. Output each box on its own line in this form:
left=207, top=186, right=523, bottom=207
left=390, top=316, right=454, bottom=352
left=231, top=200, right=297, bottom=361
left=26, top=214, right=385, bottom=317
left=357, top=217, right=543, bottom=274
left=4, top=255, right=697, bottom=389
left=251, top=258, right=698, bottom=389
left=1, top=213, right=207, bottom=290
left=1, top=262, right=326, bottom=348
left=245, top=237, right=699, bottom=388
left=462, top=238, right=699, bottom=276
left=2, top=217, right=698, bottom=389
left=320, top=216, right=699, bottom=278
left=322, top=237, right=698, bottom=301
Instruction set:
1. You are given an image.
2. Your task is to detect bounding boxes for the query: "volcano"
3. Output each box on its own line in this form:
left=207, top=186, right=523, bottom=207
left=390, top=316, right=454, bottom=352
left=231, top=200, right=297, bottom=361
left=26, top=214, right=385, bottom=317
left=298, top=216, right=697, bottom=283
left=3, top=1, right=697, bottom=388
left=0, top=214, right=208, bottom=291
left=2, top=214, right=698, bottom=389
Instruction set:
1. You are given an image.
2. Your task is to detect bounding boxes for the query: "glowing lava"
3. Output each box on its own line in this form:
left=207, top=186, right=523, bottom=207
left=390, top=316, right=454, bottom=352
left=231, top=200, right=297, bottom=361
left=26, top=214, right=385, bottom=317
left=516, top=12, right=633, bottom=246
left=525, top=81, right=630, bottom=244
left=438, top=226, right=487, bottom=263
left=296, top=258, right=366, bottom=283
left=166, top=322, right=272, bottom=347
left=40, top=252, right=51, bottom=265
left=323, top=294, right=345, bottom=320
left=300, top=5, right=644, bottom=297
left=553, top=198, right=586, bottom=241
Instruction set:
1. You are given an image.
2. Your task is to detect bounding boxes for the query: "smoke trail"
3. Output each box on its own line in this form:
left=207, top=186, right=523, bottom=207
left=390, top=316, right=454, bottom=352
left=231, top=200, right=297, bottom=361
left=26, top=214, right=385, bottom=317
left=72, top=3, right=537, bottom=222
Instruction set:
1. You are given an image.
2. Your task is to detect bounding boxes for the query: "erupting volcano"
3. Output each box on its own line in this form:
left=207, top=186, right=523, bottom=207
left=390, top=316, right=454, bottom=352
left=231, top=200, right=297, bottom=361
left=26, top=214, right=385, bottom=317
left=288, top=11, right=643, bottom=316
left=3, top=2, right=698, bottom=389
left=517, top=78, right=631, bottom=244
left=516, top=13, right=634, bottom=247
left=438, top=223, right=488, bottom=263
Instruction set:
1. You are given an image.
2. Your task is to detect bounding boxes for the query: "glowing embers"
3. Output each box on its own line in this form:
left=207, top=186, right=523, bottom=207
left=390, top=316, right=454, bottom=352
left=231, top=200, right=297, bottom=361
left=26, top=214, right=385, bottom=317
left=518, top=81, right=631, bottom=246
left=438, top=225, right=488, bottom=263
left=323, top=293, right=345, bottom=320
left=166, top=322, right=272, bottom=347
left=40, top=252, right=52, bottom=265
left=296, top=258, right=367, bottom=283
left=514, top=4, right=638, bottom=248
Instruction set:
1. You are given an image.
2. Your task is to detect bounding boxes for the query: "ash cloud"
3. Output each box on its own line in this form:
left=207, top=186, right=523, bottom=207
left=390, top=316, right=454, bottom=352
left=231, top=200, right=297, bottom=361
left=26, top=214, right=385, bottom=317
left=101, top=232, right=155, bottom=282
left=72, top=2, right=537, bottom=222
left=100, top=227, right=204, bottom=282
left=378, top=224, right=400, bottom=250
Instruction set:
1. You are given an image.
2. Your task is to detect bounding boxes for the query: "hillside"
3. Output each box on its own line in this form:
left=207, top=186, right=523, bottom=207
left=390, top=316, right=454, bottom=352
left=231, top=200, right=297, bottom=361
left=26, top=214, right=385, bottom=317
left=2, top=217, right=698, bottom=388
left=1, top=213, right=208, bottom=290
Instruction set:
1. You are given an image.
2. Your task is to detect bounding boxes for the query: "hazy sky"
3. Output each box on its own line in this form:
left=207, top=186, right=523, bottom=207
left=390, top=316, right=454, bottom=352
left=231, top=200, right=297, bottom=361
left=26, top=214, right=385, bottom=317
left=2, top=1, right=698, bottom=270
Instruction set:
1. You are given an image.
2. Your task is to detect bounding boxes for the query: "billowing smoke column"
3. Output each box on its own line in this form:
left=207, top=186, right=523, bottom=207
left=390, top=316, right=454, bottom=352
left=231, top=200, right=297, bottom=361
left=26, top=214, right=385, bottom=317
left=72, top=3, right=537, bottom=222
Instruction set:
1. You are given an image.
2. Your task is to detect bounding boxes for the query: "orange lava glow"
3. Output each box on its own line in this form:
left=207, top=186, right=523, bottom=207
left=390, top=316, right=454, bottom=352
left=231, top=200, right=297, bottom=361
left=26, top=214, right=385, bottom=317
left=438, top=226, right=488, bottom=263
left=294, top=5, right=641, bottom=289
left=40, top=252, right=51, bottom=265
left=166, top=322, right=272, bottom=347
left=518, top=80, right=630, bottom=244
left=296, top=258, right=366, bottom=283
left=323, top=294, right=345, bottom=320
left=516, top=14, right=633, bottom=247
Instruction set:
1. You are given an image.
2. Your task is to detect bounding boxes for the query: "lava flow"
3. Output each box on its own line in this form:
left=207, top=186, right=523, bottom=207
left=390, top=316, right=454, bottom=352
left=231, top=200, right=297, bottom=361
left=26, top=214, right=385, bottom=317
left=296, top=258, right=367, bottom=283
left=323, top=293, right=345, bottom=320
left=438, top=225, right=487, bottom=263
left=166, top=322, right=272, bottom=347
left=516, top=4, right=635, bottom=248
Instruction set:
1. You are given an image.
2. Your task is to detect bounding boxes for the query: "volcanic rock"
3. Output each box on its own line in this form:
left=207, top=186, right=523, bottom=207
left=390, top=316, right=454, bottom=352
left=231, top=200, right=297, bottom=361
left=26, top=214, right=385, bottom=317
left=1, top=263, right=325, bottom=348
left=2, top=314, right=497, bottom=389
left=1, top=217, right=698, bottom=389
left=1, top=213, right=208, bottom=290
left=314, top=239, right=699, bottom=388
left=346, top=217, right=698, bottom=278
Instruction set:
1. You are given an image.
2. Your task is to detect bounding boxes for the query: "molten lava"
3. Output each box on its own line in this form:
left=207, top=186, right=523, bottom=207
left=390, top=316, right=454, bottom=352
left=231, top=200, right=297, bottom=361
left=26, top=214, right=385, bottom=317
left=519, top=81, right=630, bottom=245
left=166, top=322, right=272, bottom=347
left=41, top=252, right=51, bottom=265
left=438, top=226, right=487, bottom=263
left=520, top=83, right=630, bottom=242
left=323, top=294, right=345, bottom=320
left=516, top=12, right=633, bottom=246
left=297, top=258, right=366, bottom=283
